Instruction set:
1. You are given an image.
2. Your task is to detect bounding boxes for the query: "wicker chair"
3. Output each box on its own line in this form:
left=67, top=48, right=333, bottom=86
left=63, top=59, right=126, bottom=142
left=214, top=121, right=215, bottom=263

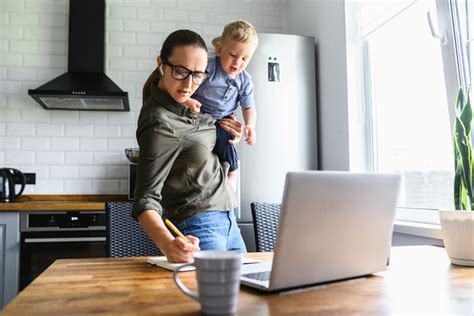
left=250, top=202, right=281, bottom=252
left=105, top=201, right=162, bottom=257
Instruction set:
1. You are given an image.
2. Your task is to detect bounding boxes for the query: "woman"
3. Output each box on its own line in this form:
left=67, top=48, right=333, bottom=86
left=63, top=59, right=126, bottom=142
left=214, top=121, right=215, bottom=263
left=132, top=29, right=246, bottom=263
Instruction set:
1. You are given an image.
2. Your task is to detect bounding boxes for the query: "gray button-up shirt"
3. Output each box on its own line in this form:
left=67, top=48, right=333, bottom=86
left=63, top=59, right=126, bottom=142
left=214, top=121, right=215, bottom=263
left=132, top=84, right=236, bottom=222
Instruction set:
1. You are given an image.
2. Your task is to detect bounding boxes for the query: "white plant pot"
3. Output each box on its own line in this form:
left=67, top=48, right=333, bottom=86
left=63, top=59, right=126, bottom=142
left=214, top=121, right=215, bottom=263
left=439, top=210, right=474, bottom=266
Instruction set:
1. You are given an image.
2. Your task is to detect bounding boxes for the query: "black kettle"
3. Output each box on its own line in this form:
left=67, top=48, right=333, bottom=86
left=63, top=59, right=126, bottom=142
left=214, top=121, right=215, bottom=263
left=0, top=168, right=26, bottom=202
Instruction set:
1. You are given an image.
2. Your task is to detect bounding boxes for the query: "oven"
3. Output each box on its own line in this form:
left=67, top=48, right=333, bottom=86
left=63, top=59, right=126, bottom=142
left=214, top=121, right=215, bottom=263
left=19, top=211, right=106, bottom=291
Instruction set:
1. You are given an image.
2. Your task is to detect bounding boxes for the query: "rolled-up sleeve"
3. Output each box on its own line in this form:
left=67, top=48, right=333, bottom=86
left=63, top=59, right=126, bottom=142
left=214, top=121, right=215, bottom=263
left=131, top=114, right=180, bottom=220
left=239, top=72, right=254, bottom=109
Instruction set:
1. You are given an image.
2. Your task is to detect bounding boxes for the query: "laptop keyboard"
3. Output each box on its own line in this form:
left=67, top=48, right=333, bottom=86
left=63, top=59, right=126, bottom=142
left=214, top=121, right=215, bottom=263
left=242, top=271, right=271, bottom=282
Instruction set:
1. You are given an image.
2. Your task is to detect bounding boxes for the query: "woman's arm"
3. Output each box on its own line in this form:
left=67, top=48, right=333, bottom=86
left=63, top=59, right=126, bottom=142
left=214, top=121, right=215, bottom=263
left=138, top=210, right=200, bottom=262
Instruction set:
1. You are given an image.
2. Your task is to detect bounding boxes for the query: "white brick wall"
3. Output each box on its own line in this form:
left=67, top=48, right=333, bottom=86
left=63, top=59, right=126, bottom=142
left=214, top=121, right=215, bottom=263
left=0, top=0, right=289, bottom=194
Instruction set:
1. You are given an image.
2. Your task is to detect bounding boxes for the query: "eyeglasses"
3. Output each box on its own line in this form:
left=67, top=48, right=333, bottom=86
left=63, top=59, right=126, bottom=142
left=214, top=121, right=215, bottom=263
left=162, top=61, right=210, bottom=85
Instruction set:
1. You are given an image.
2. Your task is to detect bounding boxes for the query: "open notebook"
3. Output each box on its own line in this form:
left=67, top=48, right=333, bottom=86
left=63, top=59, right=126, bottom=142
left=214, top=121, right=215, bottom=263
left=147, top=256, right=261, bottom=271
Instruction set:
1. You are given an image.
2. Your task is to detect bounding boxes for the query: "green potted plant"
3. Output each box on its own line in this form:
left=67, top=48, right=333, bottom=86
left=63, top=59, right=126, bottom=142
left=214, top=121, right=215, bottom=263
left=439, top=86, right=474, bottom=266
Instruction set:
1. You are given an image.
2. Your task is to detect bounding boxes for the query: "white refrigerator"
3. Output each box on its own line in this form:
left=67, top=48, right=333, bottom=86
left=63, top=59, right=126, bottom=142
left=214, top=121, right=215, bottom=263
left=236, top=33, right=319, bottom=251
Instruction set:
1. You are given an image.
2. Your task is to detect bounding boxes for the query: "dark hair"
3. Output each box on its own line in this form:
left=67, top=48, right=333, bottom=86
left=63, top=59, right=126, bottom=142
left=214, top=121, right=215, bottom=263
left=142, top=29, right=208, bottom=102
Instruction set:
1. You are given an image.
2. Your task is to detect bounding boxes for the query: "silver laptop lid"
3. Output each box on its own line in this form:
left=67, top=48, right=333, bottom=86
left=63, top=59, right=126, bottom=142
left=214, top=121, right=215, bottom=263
left=269, top=171, right=401, bottom=291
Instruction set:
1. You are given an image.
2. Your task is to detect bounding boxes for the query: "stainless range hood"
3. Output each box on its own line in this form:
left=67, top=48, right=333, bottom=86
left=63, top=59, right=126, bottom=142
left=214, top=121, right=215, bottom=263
left=28, top=0, right=129, bottom=111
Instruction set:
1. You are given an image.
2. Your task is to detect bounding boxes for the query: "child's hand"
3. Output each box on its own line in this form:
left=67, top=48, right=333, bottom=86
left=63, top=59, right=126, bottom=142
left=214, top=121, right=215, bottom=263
left=183, top=98, right=201, bottom=113
left=244, top=125, right=256, bottom=145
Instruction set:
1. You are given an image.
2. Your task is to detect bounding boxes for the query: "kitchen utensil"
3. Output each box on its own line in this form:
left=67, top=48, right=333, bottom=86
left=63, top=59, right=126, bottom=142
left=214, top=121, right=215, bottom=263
left=0, top=168, right=26, bottom=202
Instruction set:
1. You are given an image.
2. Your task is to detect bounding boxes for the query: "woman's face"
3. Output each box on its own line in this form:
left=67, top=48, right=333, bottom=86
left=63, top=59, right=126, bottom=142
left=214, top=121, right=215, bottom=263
left=158, top=45, right=208, bottom=104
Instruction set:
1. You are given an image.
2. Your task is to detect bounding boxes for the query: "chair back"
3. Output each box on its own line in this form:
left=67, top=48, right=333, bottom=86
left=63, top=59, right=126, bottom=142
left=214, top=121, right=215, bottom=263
left=251, top=202, right=281, bottom=252
left=105, top=201, right=162, bottom=257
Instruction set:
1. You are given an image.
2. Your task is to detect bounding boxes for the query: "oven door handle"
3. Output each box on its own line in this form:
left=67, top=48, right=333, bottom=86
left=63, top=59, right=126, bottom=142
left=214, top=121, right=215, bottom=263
left=24, top=237, right=106, bottom=243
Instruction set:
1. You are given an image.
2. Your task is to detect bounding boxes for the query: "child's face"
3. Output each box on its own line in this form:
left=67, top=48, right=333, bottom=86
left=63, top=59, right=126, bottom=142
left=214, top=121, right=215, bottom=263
left=216, top=39, right=256, bottom=78
left=158, top=45, right=208, bottom=104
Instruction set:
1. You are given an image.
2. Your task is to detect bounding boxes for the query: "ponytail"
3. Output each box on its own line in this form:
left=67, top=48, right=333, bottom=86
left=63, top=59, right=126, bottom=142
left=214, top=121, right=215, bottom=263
left=142, top=67, right=160, bottom=104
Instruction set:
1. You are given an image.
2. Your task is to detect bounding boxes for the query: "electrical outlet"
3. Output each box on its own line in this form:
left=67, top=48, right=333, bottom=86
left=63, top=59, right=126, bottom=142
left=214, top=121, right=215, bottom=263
left=24, top=173, right=36, bottom=185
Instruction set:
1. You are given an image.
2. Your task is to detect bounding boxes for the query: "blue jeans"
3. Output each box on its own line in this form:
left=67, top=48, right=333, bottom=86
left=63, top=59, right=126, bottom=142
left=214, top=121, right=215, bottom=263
left=176, top=211, right=247, bottom=253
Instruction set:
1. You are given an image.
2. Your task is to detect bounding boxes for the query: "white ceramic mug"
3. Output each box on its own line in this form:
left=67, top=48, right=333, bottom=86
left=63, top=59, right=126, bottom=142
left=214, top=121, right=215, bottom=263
left=173, top=251, right=242, bottom=315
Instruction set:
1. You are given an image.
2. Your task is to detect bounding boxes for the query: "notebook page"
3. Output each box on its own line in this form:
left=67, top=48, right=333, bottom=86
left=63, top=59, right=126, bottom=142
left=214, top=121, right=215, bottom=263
left=147, top=256, right=261, bottom=271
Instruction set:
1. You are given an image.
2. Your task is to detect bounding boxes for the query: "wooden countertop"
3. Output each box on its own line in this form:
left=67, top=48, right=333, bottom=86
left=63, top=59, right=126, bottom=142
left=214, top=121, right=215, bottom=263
left=0, top=195, right=129, bottom=211
left=3, top=246, right=473, bottom=315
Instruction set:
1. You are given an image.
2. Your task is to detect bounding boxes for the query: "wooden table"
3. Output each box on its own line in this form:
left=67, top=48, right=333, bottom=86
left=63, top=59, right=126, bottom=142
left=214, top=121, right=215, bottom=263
left=3, top=246, right=473, bottom=315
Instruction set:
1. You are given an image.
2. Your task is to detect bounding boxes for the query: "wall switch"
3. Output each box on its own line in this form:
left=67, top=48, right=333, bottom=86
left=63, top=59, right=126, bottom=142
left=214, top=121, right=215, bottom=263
left=24, top=173, right=36, bottom=185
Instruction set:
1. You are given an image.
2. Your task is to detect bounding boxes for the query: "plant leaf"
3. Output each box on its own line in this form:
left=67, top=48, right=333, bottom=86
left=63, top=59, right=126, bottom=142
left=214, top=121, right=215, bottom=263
left=453, top=87, right=474, bottom=210
left=454, top=116, right=473, bottom=209
left=454, top=155, right=463, bottom=209
left=459, top=90, right=472, bottom=136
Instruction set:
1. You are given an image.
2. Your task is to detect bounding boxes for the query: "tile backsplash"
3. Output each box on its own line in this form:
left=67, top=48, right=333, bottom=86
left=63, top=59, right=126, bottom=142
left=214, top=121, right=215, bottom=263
left=0, top=0, right=289, bottom=194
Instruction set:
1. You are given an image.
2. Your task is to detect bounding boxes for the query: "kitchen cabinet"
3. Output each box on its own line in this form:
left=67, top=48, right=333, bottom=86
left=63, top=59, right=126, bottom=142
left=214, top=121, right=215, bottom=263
left=0, top=194, right=128, bottom=310
left=0, top=212, right=20, bottom=309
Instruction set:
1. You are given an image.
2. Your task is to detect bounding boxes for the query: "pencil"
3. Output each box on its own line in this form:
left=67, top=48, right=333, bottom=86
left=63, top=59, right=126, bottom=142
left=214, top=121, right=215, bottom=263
left=164, top=219, right=191, bottom=243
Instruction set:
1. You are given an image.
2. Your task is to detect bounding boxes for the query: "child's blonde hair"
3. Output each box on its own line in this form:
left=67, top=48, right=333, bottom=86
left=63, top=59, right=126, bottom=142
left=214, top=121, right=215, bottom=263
left=212, top=20, right=258, bottom=48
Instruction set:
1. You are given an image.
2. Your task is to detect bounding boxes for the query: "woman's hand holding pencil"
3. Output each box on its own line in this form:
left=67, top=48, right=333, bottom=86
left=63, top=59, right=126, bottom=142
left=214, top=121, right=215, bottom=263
left=165, top=219, right=191, bottom=243
left=162, top=219, right=200, bottom=263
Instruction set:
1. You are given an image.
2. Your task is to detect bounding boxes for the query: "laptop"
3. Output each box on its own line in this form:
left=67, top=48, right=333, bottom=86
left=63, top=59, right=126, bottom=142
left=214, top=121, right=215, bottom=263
left=240, top=171, right=401, bottom=292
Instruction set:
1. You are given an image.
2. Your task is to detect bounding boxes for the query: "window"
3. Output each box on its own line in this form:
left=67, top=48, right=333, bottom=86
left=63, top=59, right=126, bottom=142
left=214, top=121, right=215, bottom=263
left=357, top=0, right=472, bottom=224
left=451, top=0, right=473, bottom=90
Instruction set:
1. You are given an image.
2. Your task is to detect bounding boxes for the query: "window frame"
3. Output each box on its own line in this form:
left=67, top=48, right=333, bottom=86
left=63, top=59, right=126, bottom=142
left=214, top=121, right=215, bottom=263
left=359, top=0, right=463, bottom=224
left=436, top=0, right=460, bottom=132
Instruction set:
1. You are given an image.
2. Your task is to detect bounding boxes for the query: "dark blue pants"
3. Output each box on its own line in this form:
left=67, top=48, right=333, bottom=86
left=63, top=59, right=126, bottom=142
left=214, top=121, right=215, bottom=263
left=214, top=121, right=239, bottom=172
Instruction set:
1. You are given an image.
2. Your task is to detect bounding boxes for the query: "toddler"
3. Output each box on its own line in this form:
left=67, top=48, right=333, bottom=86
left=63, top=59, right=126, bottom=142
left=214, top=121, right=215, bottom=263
left=185, top=20, right=258, bottom=189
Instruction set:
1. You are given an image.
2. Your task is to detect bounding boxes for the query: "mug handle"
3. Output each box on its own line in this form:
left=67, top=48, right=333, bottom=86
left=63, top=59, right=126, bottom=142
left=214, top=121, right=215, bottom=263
left=173, top=263, right=199, bottom=302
